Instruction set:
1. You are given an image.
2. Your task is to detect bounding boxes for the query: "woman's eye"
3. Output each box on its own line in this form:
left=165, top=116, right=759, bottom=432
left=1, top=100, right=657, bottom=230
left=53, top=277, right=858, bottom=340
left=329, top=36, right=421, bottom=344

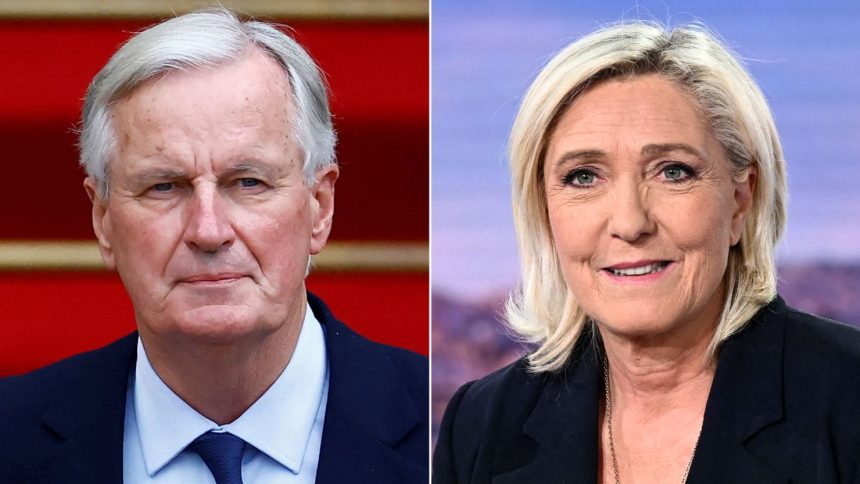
left=564, top=169, right=598, bottom=187
left=661, top=163, right=694, bottom=182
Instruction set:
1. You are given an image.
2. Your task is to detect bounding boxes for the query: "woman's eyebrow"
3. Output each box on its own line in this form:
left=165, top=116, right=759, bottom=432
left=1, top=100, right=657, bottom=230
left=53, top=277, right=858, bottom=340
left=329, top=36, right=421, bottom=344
left=551, top=143, right=707, bottom=170
left=641, top=143, right=706, bottom=161
left=552, top=149, right=608, bottom=168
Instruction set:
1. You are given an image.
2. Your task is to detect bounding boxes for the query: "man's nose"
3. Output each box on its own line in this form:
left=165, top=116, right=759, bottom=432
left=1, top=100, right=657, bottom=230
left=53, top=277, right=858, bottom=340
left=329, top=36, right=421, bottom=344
left=184, top=185, right=235, bottom=253
left=607, top=180, right=656, bottom=244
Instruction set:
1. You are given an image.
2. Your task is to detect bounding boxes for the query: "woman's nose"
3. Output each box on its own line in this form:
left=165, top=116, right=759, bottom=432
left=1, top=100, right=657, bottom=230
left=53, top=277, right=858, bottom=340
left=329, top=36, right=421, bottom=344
left=607, top=181, right=656, bottom=243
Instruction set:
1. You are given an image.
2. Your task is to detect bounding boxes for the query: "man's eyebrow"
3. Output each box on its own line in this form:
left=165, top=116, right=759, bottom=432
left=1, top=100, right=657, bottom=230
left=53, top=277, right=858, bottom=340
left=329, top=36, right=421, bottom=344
left=127, top=168, right=186, bottom=182
left=641, top=143, right=706, bottom=160
left=222, top=162, right=281, bottom=178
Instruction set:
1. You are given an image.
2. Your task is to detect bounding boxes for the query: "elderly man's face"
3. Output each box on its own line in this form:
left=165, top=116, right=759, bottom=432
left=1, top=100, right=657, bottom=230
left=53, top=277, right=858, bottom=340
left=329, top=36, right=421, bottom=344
left=85, top=49, right=337, bottom=344
left=543, top=73, right=754, bottom=341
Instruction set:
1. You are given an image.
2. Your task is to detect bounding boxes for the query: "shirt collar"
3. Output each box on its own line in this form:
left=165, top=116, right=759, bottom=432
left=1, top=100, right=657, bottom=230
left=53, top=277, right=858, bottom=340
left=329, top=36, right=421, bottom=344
left=133, top=303, right=328, bottom=476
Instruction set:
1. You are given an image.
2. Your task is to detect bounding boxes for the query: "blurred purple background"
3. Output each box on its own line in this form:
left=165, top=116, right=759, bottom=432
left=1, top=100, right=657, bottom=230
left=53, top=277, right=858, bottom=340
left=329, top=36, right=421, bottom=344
left=431, top=0, right=860, bottom=440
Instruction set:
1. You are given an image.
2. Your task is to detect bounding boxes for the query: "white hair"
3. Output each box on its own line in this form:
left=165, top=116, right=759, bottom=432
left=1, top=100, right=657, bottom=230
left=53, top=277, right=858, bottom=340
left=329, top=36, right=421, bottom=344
left=79, top=7, right=336, bottom=197
left=506, top=21, right=787, bottom=373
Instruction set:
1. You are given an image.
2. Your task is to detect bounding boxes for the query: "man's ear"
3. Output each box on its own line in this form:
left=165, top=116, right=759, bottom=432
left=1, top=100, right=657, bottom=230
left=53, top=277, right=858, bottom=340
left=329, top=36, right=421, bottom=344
left=83, top=177, right=116, bottom=269
left=730, top=166, right=757, bottom=246
left=309, top=164, right=339, bottom=255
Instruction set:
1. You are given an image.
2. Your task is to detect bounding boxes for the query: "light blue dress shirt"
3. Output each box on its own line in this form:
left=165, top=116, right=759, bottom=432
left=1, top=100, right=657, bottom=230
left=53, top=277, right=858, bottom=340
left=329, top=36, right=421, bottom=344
left=122, top=304, right=329, bottom=483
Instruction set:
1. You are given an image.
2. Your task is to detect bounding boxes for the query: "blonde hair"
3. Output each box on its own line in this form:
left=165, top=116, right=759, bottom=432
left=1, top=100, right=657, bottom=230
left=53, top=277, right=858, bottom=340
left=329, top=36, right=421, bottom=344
left=506, top=22, right=787, bottom=373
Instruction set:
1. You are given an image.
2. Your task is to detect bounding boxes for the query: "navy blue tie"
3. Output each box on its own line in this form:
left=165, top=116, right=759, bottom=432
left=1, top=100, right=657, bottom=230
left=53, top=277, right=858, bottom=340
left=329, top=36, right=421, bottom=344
left=188, top=431, right=245, bottom=484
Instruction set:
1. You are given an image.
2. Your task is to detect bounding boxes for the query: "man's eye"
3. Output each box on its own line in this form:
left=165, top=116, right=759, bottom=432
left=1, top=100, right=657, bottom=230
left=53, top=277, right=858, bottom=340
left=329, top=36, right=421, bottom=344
left=661, top=163, right=695, bottom=182
left=152, top=182, right=174, bottom=192
left=238, top=178, right=261, bottom=188
left=563, top=169, right=598, bottom=187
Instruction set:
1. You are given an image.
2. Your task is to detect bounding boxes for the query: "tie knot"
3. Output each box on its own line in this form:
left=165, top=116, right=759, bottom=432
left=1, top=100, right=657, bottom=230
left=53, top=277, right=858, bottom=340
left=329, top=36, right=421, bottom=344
left=188, top=431, right=245, bottom=484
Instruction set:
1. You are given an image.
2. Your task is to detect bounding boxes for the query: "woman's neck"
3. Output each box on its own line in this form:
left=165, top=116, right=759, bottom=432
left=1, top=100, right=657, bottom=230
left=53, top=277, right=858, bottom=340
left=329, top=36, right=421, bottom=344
left=599, top=313, right=717, bottom=408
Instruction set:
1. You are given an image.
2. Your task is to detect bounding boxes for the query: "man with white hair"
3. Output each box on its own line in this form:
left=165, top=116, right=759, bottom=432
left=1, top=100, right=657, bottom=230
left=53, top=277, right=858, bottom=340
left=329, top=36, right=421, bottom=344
left=0, top=8, right=427, bottom=484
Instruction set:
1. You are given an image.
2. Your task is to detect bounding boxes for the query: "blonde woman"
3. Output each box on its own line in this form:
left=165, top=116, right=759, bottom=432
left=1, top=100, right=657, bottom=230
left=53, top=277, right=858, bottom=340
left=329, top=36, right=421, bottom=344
left=434, top=22, right=860, bottom=484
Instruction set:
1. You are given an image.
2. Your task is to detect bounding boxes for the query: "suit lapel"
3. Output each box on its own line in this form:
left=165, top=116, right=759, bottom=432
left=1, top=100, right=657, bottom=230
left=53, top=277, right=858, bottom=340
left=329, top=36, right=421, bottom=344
left=493, top=344, right=602, bottom=484
left=311, top=295, right=425, bottom=484
left=690, top=298, right=789, bottom=484
left=29, top=334, right=137, bottom=484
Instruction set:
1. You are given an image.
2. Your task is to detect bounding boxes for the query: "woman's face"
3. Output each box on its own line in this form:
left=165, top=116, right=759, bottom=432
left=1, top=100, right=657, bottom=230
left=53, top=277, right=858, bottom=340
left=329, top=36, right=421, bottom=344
left=543, top=73, right=754, bottom=340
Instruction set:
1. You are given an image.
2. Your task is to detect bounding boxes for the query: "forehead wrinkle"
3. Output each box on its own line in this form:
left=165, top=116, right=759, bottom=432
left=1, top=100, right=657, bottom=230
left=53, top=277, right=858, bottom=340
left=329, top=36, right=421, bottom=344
left=112, top=51, right=300, bottom=191
left=116, top=140, right=188, bottom=175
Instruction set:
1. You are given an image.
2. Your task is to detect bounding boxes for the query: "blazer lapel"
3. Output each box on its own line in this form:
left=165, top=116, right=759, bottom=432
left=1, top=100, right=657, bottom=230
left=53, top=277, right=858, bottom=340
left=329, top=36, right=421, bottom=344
left=493, top=346, right=602, bottom=484
left=311, top=295, right=425, bottom=484
left=29, top=334, right=137, bottom=484
left=690, top=298, right=789, bottom=484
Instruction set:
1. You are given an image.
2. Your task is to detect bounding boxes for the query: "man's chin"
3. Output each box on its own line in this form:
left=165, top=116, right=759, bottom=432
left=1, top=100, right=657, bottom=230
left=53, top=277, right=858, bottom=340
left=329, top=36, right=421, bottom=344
left=160, top=305, right=276, bottom=346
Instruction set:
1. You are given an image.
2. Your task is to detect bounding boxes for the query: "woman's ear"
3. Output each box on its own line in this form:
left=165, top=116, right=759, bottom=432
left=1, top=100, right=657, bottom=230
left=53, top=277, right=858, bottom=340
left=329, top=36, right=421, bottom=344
left=730, top=166, right=757, bottom=246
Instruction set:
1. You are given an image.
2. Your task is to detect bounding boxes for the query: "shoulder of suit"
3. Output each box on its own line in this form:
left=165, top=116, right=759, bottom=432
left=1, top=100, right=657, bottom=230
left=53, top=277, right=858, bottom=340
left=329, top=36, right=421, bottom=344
left=767, top=300, right=860, bottom=451
left=0, top=333, right=134, bottom=390
left=309, top=291, right=426, bottom=360
left=314, top=303, right=428, bottom=410
left=434, top=356, right=539, bottom=481
left=319, top=308, right=427, bottom=369
left=368, top=336, right=429, bottom=402
left=463, top=356, right=530, bottom=396
left=752, top=300, right=860, bottom=474
left=0, top=333, right=135, bottom=434
left=779, top=302, right=860, bottom=368
left=445, top=356, right=537, bottom=427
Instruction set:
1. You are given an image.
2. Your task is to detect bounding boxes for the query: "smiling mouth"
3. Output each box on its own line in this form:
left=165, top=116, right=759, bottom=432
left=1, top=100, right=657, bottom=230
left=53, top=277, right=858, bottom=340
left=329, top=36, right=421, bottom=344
left=605, top=261, right=671, bottom=277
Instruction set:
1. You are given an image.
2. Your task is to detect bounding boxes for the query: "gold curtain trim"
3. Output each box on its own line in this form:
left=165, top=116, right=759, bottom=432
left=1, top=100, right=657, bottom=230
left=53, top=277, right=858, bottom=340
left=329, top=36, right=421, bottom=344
left=0, top=240, right=428, bottom=272
left=0, top=0, right=427, bottom=20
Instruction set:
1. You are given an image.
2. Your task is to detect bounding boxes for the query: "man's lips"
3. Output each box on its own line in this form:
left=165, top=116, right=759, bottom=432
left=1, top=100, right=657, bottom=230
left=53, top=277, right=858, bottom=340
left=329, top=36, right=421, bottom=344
left=179, top=273, right=246, bottom=283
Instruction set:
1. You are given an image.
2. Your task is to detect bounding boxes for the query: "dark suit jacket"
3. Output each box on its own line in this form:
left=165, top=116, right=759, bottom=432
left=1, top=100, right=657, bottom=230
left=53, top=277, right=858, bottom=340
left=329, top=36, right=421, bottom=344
left=0, top=293, right=428, bottom=483
left=434, top=296, right=860, bottom=483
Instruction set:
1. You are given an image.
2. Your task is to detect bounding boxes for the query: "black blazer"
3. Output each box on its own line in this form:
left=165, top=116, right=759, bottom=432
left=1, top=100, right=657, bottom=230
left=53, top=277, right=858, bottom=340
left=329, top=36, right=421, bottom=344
left=434, top=296, right=860, bottom=483
left=0, top=293, right=428, bottom=483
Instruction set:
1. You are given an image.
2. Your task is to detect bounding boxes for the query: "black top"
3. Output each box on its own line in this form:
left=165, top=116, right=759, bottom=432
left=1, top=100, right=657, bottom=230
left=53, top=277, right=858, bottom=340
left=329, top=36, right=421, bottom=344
left=0, top=293, right=429, bottom=484
left=434, top=296, right=860, bottom=484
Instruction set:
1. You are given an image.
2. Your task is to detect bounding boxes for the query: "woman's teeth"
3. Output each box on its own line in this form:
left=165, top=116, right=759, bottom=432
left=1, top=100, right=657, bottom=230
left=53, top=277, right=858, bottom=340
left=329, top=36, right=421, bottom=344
left=609, top=262, right=669, bottom=276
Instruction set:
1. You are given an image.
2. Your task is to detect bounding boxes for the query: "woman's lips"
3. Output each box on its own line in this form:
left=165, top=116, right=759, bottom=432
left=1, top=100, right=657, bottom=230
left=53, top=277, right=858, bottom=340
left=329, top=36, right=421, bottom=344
left=601, top=261, right=674, bottom=282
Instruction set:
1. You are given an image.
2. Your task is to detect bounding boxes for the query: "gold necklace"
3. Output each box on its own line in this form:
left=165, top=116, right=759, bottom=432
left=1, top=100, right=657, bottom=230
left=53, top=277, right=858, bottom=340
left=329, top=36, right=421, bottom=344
left=602, top=359, right=701, bottom=484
